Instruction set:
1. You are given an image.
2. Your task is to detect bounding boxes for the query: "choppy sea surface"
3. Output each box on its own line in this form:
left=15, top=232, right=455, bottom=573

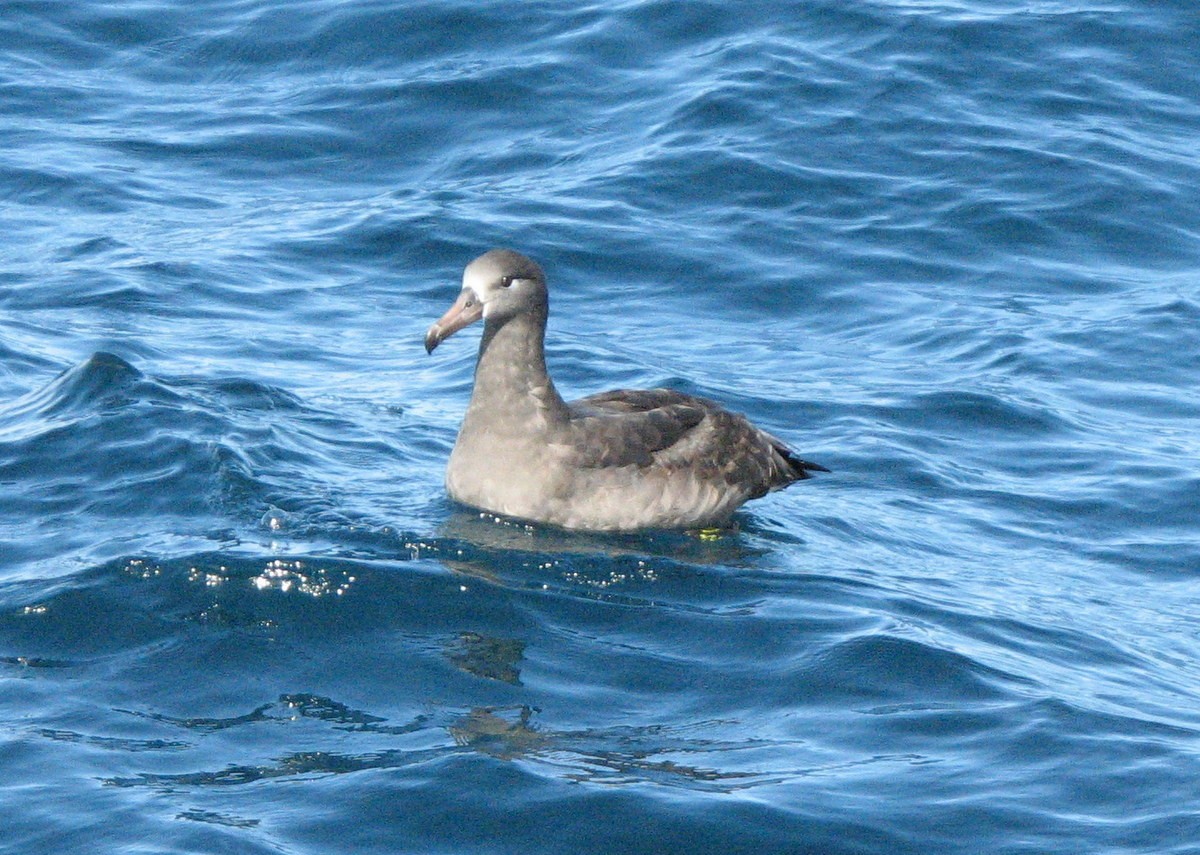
left=3, top=1, right=1200, bottom=852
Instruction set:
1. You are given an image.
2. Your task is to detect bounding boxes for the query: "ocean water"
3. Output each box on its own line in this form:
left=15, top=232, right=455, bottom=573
left=2, top=0, right=1199, bottom=852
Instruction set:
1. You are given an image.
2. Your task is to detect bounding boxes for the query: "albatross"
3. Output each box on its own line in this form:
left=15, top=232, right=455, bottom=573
left=425, top=249, right=827, bottom=531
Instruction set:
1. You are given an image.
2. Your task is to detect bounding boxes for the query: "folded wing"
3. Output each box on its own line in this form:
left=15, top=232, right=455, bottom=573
left=564, top=388, right=824, bottom=496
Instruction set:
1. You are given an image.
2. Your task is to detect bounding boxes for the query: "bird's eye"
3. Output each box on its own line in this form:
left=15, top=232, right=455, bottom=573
left=500, top=276, right=515, bottom=288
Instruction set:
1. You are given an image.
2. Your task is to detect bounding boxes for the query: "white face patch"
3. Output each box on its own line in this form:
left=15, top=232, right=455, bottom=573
left=459, top=269, right=488, bottom=317
left=461, top=265, right=529, bottom=321
left=462, top=269, right=487, bottom=296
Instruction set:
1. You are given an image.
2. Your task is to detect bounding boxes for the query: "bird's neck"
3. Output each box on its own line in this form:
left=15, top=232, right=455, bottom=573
left=466, top=311, right=567, bottom=428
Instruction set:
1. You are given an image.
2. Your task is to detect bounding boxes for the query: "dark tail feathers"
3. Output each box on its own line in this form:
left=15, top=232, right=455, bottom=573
left=776, top=443, right=829, bottom=483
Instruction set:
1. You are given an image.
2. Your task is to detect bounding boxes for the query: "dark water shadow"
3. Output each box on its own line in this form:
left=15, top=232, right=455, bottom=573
left=438, top=506, right=767, bottom=565
left=419, top=507, right=799, bottom=614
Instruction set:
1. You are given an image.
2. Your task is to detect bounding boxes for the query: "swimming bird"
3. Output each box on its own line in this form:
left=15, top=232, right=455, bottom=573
left=425, top=249, right=827, bottom=531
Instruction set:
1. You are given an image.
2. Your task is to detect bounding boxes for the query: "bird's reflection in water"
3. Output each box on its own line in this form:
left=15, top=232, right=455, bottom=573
left=448, top=705, right=547, bottom=760
left=447, top=705, right=763, bottom=790
left=106, top=700, right=766, bottom=793
left=406, top=510, right=786, bottom=791
left=444, top=631, right=525, bottom=685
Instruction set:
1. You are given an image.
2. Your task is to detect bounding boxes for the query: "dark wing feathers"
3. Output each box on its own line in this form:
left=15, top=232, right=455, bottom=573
left=566, top=389, right=707, bottom=468
left=566, top=388, right=823, bottom=492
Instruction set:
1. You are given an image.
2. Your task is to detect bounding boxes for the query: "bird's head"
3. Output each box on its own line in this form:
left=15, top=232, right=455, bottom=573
left=425, top=249, right=548, bottom=354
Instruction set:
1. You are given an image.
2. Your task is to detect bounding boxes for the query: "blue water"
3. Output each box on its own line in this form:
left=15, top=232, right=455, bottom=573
left=3, top=1, right=1199, bottom=852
